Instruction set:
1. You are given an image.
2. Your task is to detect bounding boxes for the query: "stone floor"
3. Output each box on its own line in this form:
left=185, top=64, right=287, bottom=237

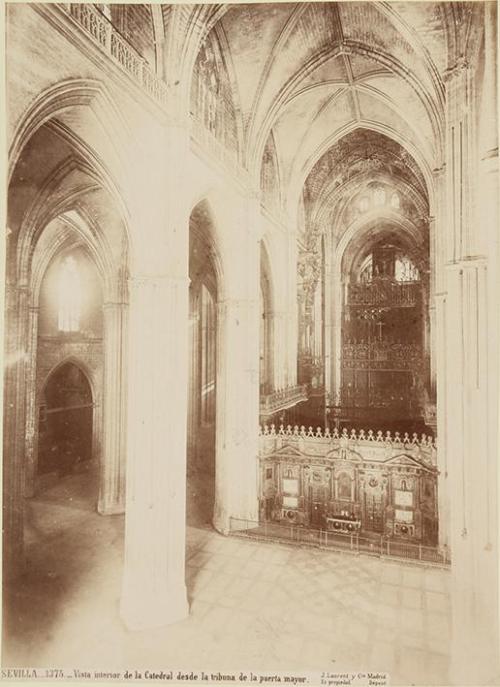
left=3, top=470, right=452, bottom=685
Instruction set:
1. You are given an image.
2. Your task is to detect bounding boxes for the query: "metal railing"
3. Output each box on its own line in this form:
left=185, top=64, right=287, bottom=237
left=260, top=385, right=308, bottom=416
left=229, top=517, right=450, bottom=567
left=348, top=278, right=420, bottom=308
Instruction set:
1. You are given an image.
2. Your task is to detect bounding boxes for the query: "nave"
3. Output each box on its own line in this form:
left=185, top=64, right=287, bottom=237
left=4, top=2, right=498, bottom=683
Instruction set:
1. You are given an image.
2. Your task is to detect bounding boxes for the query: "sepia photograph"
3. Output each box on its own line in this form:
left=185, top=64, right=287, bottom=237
left=2, top=0, right=499, bottom=685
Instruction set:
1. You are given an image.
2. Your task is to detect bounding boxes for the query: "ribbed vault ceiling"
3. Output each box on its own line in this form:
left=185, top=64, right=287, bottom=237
left=161, top=2, right=481, bottom=219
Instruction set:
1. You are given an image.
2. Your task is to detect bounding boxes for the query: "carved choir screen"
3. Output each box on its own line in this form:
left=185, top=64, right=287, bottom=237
left=259, top=425, right=438, bottom=546
left=340, top=235, right=427, bottom=431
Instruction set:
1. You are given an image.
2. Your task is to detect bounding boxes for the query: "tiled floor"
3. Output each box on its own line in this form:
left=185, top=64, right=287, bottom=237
left=3, top=471, right=451, bottom=685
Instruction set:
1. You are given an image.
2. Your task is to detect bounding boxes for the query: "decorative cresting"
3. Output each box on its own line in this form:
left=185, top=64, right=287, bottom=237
left=259, top=423, right=437, bottom=466
left=62, top=4, right=168, bottom=105
left=260, top=385, right=308, bottom=417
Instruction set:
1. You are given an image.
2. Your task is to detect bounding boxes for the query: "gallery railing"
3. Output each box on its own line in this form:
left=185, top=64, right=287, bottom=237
left=60, top=3, right=243, bottom=178
left=260, top=385, right=308, bottom=417
left=229, top=517, right=450, bottom=567
left=62, top=4, right=169, bottom=106
left=348, top=278, right=420, bottom=308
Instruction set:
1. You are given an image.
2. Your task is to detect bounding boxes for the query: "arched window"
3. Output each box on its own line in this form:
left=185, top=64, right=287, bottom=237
left=358, top=196, right=370, bottom=213
left=373, top=187, right=386, bottom=206
left=358, top=254, right=373, bottom=283
left=390, top=192, right=400, bottom=209
left=58, top=256, right=81, bottom=332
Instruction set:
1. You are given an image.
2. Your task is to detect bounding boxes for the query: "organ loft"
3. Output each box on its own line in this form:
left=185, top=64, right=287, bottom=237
left=3, top=2, right=499, bottom=685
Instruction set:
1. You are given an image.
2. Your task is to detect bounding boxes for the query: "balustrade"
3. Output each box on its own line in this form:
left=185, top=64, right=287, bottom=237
left=63, top=4, right=169, bottom=106
left=348, top=278, right=420, bottom=308
left=63, top=3, right=244, bottom=167
left=259, top=385, right=308, bottom=416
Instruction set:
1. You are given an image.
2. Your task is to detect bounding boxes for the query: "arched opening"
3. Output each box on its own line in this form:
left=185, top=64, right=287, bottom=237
left=4, top=109, right=129, bottom=661
left=34, top=242, right=104, bottom=498
left=38, top=362, right=94, bottom=484
left=340, top=225, right=429, bottom=433
left=187, top=200, right=219, bottom=527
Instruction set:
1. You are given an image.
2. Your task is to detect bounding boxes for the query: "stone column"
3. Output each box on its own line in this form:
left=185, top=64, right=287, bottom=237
left=120, top=121, right=191, bottom=630
left=187, top=284, right=200, bottom=459
left=427, top=214, right=437, bottom=396
left=444, top=18, right=500, bottom=680
left=271, top=310, right=287, bottom=392
left=24, top=303, right=39, bottom=498
left=447, top=259, right=499, bottom=684
left=286, top=227, right=298, bottom=388
left=434, top=292, right=449, bottom=551
left=98, top=301, right=127, bottom=515
left=214, top=297, right=260, bottom=533
left=213, top=200, right=260, bottom=534
left=3, top=282, right=29, bottom=580
left=323, top=232, right=333, bottom=411
left=120, top=274, right=189, bottom=630
left=330, top=256, right=343, bottom=415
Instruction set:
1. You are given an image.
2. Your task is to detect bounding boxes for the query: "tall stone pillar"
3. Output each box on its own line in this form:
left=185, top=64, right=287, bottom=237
left=447, top=259, right=499, bottom=684
left=434, top=292, right=449, bottom=551
left=120, top=121, right=191, bottom=630
left=444, top=16, right=500, bottom=680
left=427, top=214, right=437, bottom=396
left=24, top=303, right=39, bottom=498
left=286, top=226, right=298, bottom=388
left=330, top=257, right=343, bottom=419
left=120, top=274, right=189, bottom=630
left=213, top=297, right=260, bottom=533
left=431, top=165, right=448, bottom=550
left=213, top=200, right=260, bottom=534
left=3, top=282, right=29, bottom=580
left=98, top=300, right=127, bottom=515
left=187, top=284, right=200, bottom=458
left=271, top=309, right=286, bottom=391
left=323, top=232, right=333, bottom=411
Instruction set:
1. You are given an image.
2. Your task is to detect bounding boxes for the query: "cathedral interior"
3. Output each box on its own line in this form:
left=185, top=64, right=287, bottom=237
left=3, top=2, right=499, bottom=685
